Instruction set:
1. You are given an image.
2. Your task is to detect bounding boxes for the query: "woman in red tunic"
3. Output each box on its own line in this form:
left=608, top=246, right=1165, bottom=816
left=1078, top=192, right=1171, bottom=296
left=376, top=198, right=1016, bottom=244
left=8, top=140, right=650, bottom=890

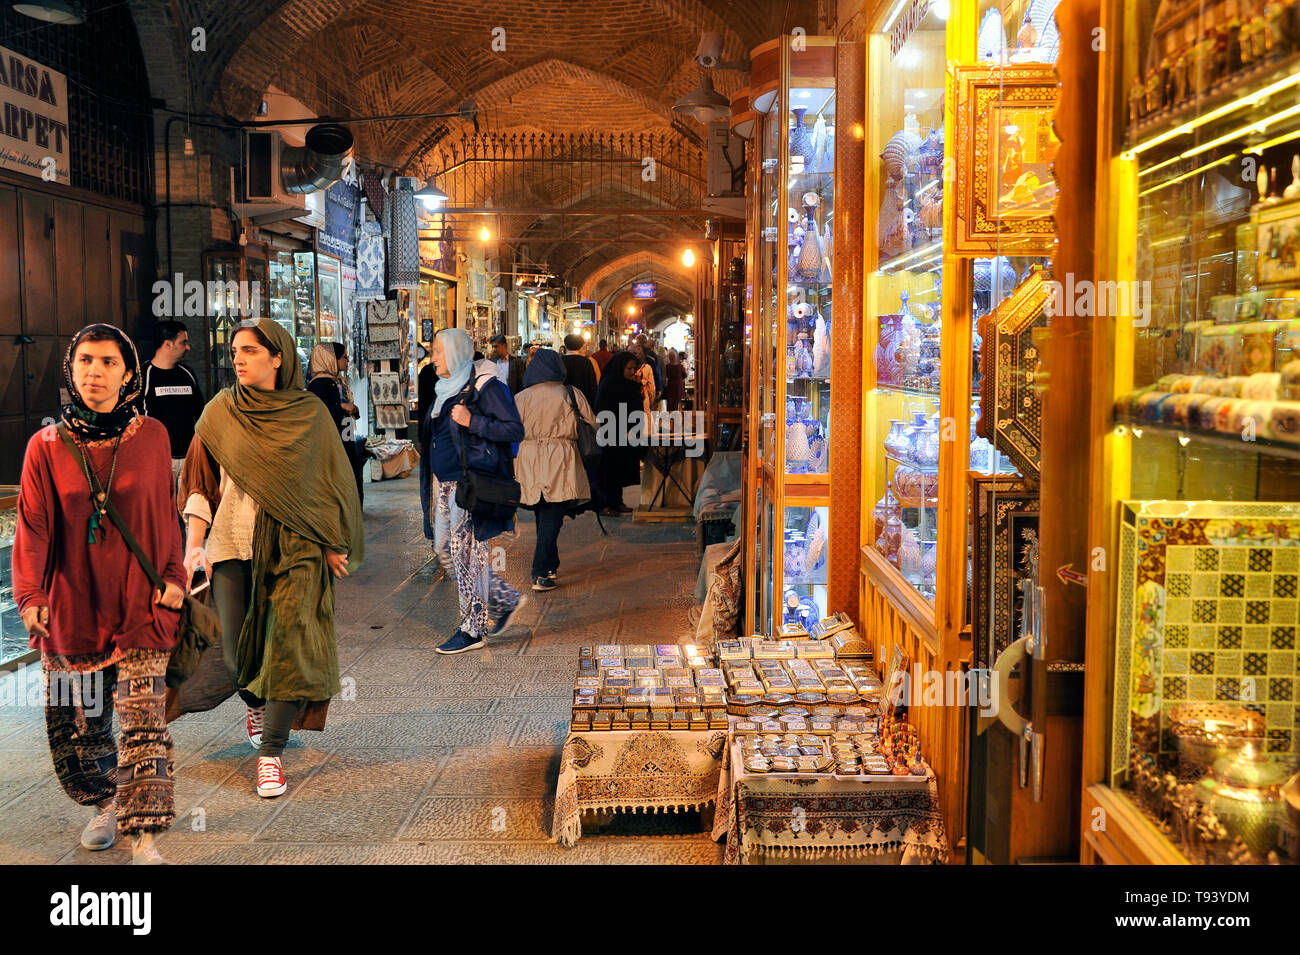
left=13, top=324, right=185, bottom=865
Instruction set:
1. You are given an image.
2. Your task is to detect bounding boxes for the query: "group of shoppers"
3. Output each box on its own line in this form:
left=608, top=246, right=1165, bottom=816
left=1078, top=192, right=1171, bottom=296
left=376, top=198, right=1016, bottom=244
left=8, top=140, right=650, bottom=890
left=14, top=319, right=363, bottom=864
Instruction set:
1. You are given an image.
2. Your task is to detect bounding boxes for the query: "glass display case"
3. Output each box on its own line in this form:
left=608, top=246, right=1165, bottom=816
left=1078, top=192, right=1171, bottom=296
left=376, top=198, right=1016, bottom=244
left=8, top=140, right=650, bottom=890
left=1085, top=0, right=1300, bottom=866
left=292, top=251, right=318, bottom=362
left=316, top=252, right=342, bottom=344
left=204, top=250, right=268, bottom=392
left=0, top=486, right=28, bottom=669
left=267, top=250, right=298, bottom=350
left=745, top=33, right=847, bottom=636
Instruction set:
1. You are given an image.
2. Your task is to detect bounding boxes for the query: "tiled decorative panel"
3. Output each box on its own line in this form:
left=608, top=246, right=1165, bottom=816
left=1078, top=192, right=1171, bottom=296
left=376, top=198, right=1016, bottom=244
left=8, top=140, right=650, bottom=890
left=1114, top=501, right=1300, bottom=778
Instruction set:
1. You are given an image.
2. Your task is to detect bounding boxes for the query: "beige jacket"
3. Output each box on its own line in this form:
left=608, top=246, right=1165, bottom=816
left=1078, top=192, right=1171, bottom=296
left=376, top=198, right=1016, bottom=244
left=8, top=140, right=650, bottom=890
left=514, top=381, right=596, bottom=505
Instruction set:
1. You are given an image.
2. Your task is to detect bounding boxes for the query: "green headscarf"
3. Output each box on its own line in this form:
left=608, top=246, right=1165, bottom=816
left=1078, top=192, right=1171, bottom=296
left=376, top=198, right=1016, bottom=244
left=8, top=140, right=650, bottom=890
left=195, top=318, right=363, bottom=701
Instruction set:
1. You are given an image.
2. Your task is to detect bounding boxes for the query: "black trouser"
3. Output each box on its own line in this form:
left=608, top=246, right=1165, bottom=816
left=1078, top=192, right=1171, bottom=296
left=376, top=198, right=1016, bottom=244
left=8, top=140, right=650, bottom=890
left=531, top=496, right=569, bottom=578
left=211, top=559, right=299, bottom=758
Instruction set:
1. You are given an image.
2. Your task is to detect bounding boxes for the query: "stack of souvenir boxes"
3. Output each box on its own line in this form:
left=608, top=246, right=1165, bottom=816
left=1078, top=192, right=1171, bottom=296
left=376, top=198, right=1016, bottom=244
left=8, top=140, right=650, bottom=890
left=570, top=644, right=731, bottom=733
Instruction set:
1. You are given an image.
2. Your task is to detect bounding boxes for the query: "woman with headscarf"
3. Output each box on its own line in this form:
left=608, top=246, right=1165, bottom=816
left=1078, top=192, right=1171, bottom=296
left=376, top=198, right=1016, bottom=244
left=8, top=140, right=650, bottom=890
left=307, top=342, right=363, bottom=503
left=664, top=348, right=687, bottom=412
left=594, top=351, right=646, bottom=516
left=513, top=348, right=595, bottom=591
left=425, top=328, right=526, bottom=654
left=14, top=324, right=185, bottom=864
left=179, top=319, right=363, bottom=800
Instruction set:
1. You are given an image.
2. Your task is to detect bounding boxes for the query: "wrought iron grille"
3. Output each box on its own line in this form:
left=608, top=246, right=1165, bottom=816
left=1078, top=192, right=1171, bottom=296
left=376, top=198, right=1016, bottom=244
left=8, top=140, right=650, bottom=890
left=0, top=4, right=153, bottom=206
left=421, top=132, right=704, bottom=212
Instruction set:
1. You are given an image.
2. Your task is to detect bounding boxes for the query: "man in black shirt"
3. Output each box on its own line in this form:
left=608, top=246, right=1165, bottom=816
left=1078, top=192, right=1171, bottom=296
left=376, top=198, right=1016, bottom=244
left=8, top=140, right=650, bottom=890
left=140, top=319, right=205, bottom=491
left=561, top=333, right=599, bottom=409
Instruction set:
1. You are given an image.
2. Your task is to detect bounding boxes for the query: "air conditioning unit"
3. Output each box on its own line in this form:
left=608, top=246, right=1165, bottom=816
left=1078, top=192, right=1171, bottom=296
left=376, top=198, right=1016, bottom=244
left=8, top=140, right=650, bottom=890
left=233, top=124, right=354, bottom=227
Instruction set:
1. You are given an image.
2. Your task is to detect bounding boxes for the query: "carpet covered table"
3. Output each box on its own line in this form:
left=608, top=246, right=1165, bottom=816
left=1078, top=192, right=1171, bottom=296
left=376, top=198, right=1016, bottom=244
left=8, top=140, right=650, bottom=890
left=713, top=742, right=948, bottom=864
left=553, top=728, right=729, bottom=847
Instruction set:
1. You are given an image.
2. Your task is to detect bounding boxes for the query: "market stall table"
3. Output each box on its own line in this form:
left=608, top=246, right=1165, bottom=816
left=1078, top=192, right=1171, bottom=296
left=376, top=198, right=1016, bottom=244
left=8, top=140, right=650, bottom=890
left=553, top=728, right=729, bottom=847
left=713, top=740, right=948, bottom=864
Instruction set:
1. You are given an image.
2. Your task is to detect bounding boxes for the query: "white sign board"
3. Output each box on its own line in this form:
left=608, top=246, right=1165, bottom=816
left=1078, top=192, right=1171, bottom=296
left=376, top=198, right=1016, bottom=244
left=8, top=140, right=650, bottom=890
left=0, top=47, right=70, bottom=184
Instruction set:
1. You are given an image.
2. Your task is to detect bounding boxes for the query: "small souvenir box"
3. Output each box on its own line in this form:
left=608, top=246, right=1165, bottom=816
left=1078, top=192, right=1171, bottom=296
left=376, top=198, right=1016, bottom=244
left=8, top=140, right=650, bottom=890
left=654, top=644, right=680, bottom=657
left=809, top=718, right=835, bottom=735
left=571, top=713, right=592, bottom=731
left=649, top=695, right=676, bottom=712
left=685, top=655, right=710, bottom=668
left=573, top=696, right=599, bottom=712
left=708, top=711, right=730, bottom=730
left=670, top=711, right=691, bottom=730
left=624, top=693, right=651, bottom=709
left=776, top=623, right=810, bottom=641
left=688, top=711, right=709, bottom=730
left=626, top=644, right=653, bottom=657
left=575, top=685, right=599, bottom=697
left=732, top=683, right=764, bottom=698
left=810, top=612, right=854, bottom=638
left=575, top=676, right=601, bottom=689
left=625, top=656, right=653, bottom=669
left=780, top=718, right=809, bottom=732
left=759, top=720, right=783, bottom=734
left=649, top=712, right=670, bottom=728
left=596, top=644, right=622, bottom=657
left=603, top=676, right=632, bottom=688
left=654, top=656, right=679, bottom=668
left=665, top=676, right=694, bottom=689
left=795, top=640, right=834, bottom=659
left=697, top=667, right=725, bottom=680
left=578, top=658, right=596, bottom=672
left=578, top=646, right=594, bottom=657
left=597, top=657, right=623, bottom=669
left=733, top=720, right=759, bottom=736
left=675, top=691, right=701, bottom=708
left=717, top=642, right=752, bottom=662
left=629, top=709, right=650, bottom=730
left=597, top=696, right=623, bottom=712
left=611, top=712, right=631, bottom=730
left=591, top=713, right=613, bottom=731
left=753, top=641, right=796, bottom=660
left=828, top=629, right=873, bottom=659
left=679, top=644, right=702, bottom=658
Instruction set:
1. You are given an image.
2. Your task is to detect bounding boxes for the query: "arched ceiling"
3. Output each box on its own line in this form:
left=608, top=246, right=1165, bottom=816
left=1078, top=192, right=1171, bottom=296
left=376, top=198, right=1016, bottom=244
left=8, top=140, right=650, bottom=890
left=130, top=0, right=822, bottom=290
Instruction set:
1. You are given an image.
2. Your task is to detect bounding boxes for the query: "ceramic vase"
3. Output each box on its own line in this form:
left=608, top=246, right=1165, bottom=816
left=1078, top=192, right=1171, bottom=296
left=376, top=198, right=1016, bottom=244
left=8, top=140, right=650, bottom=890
left=811, top=113, right=828, bottom=174
left=899, top=527, right=923, bottom=581
left=875, top=314, right=904, bottom=385
left=790, top=107, right=812, bottom=161
left=914, top=417, right=941, bottom=468
left=873, top=486, right=899, bottom=541
left=884, top=419, right=910, bottom=459
left=797, top=211, right=823, bottom=280
left=784, top=532, right=807, bottom=578
left=920, top=540, right=939, bottom=589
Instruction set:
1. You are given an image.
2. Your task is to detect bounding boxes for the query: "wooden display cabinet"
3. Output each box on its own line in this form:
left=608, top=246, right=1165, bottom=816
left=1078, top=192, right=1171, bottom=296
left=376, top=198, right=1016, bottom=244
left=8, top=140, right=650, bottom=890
left=1083, top=0, right=1300, bottom=866
left=742, top=34, right=864, bottom=638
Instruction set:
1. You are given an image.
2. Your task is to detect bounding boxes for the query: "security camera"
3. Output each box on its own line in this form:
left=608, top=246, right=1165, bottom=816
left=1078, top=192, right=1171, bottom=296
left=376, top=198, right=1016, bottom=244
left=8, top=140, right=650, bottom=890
left=694, top=32, right=724, bottom=69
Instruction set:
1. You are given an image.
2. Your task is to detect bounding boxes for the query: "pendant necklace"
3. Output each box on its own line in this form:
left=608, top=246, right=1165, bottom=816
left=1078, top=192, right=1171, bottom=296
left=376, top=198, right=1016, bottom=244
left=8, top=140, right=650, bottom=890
left=75, top=432, right=123, bottom=544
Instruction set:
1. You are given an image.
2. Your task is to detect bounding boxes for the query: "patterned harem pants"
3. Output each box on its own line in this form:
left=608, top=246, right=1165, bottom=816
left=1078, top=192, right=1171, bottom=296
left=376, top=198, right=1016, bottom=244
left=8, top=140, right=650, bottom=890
left=44, top=648, right=175, bottom=836
left=436, top=480, right=520, bottom=638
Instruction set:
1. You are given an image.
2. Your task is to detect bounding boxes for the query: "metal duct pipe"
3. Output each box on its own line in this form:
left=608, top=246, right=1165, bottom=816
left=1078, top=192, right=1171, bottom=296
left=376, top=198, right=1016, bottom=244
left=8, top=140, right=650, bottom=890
left=281, top=123, right=354, bottom=195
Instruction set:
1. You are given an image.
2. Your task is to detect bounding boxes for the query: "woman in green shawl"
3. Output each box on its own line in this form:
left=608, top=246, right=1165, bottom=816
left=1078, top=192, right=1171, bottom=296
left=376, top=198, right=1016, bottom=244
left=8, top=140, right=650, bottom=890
left=179, top=319, right=363, bottom=799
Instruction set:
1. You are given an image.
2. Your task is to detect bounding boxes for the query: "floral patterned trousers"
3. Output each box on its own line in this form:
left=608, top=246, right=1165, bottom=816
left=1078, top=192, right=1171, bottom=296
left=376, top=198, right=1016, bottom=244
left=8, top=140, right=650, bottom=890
left=437, top=480, right=520, bottom=638
left=43, top=648, right=175, bottom=836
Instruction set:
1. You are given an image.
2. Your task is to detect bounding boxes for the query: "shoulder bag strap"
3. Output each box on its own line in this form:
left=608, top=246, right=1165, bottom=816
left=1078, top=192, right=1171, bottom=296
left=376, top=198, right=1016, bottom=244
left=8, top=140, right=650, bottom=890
left=55, top=424, right=166, bottom=592
left=563, top=384, right=583, bottom=437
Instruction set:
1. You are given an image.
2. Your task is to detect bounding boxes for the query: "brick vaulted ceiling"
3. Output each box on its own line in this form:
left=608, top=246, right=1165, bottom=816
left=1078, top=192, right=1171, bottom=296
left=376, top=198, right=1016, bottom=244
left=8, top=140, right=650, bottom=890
left=131, top=0, right=821, bottom=291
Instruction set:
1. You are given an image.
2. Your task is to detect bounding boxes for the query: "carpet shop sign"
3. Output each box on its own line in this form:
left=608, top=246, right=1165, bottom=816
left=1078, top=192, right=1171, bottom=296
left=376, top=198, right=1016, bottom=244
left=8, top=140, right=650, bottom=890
left=0, top=47, right=70, bottom=185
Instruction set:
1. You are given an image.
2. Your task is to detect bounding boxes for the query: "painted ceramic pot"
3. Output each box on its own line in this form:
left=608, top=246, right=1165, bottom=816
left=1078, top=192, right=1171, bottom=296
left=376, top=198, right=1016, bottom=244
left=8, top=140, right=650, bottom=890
left=920, top=540, right=939, bottom=588
left=899, top=527, right=923, bottom=580
left=882, top=516, right=905, bottom=565
left=873, top=487, right=900, bottom=541
left=914, top=418, right=941, bottom=468
left=784, top=533, right=808, bottom=578
left=884, top=419, right=910, bottom=460
left=790, top=107, right=812, bottom=160
left=875, top=314, right=905, bottom=385
left=892, top=464, right=939, bottom=507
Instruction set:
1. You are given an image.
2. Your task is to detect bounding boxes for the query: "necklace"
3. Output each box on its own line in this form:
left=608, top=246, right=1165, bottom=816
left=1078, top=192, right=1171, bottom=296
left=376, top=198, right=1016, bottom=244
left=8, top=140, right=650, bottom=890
left=73, top=432, right=124, bottom=544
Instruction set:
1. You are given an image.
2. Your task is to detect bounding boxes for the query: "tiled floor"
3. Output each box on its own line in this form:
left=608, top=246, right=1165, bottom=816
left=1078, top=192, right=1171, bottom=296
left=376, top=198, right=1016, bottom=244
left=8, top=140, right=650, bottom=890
left=0, top=477, right=724, bottom=864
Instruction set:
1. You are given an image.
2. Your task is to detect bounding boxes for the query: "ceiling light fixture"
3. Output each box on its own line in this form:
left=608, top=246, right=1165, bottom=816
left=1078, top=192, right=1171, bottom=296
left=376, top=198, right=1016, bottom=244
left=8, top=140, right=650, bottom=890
left=12, top=0, right=84, bottom=24
left=672, top=74, right=731, bottom=124
left=415, top=179, right=449, bottom=207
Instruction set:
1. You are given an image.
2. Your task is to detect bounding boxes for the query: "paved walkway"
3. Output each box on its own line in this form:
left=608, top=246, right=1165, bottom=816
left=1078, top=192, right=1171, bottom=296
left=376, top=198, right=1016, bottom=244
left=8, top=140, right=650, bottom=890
left=0, top=477, right=724, bottom=864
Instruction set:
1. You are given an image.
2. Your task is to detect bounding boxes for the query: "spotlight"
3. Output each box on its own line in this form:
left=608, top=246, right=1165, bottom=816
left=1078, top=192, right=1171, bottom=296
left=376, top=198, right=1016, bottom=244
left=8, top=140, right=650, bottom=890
left=683, top=248, right=696, bottom=267
left=479, top=226, right=491, bottom=241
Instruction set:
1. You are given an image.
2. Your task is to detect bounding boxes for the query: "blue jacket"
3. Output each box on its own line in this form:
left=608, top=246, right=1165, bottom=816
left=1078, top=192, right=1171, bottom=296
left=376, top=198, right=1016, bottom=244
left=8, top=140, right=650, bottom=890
left=425, top=370, right=524, bottom=541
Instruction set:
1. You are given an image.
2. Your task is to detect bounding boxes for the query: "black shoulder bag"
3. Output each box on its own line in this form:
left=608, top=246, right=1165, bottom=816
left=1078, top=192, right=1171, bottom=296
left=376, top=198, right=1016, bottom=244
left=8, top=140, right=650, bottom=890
left=57, top=425, right=222, bottom=688
left=564, top=385, right=602, bottom=470
left=452, top=381, right=522, bottom=522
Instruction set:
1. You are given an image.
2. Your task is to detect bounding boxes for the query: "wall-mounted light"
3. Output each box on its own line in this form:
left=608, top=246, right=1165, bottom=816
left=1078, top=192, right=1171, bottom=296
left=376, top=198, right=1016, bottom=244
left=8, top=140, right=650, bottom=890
left=479, top=225, right=492, bottom=241
left=682, top=248, right=696, bottom=267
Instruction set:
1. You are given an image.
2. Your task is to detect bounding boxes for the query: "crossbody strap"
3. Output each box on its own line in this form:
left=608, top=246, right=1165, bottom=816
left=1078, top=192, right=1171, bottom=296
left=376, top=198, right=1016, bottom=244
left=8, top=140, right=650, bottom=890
left=56, top=424, right=165, bottom=592
left=563, top=385, right=584, bottom=438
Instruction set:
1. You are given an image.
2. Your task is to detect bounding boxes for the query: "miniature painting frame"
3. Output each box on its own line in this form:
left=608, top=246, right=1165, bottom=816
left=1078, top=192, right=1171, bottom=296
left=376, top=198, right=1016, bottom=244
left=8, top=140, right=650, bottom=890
left=953, top=63, right=1059, bottom=255
left=977, top=269, right=1050, bottom=479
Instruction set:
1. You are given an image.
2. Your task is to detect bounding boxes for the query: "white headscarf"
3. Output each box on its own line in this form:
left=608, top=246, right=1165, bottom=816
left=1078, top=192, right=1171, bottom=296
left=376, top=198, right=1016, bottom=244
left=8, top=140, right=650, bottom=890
left=431, top=328, right=474, bottom=416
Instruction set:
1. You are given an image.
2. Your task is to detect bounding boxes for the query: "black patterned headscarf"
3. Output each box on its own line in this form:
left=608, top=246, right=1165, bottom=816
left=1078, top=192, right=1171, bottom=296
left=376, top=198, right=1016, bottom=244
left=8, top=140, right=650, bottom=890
left=61, top=323, right=142, bottom=440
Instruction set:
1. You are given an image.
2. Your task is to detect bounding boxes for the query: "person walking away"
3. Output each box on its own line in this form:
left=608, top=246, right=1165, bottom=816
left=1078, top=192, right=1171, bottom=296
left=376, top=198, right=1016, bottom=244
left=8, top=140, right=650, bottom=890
left=426, top=328, right=526, bottom=654
left=664, top=348, right=687, bottom=412
left=180, top=319, right=363, bottom=799
left=594, top=351, right=646, bottom=516
left=140, top=319, right=204, bottom=495
left=489, top=334, right=526, bottom=394
left=631, top=342, right=656, bottom=421
left=514, top=348, right=595, bottom=591
left=635, top=333, right=662, bottom=394
left=14, top=324, right=185, bottom=864
left=591, top=338, right=613, bottom=374
left=561, top=333, right=599, bottom=409
left=307, top=343, right=364, bottom=505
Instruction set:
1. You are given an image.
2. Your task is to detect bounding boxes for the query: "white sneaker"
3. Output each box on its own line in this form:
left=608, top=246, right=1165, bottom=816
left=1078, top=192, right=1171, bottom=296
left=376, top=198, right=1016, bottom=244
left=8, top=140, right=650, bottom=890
left=246, top=705, right=265, bottom=750
left=80, top=802, right=116, bottom=850
left=256, top=756, right=287, bottom=798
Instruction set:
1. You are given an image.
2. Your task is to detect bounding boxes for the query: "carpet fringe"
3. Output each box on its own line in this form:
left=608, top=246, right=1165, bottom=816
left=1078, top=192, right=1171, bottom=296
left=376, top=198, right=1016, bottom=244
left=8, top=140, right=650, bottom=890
left=552, top=799, right=717, bottom=848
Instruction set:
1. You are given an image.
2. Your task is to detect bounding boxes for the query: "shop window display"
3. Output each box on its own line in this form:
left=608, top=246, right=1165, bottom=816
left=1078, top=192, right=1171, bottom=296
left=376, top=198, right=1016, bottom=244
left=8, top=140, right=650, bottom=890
left=1098, top=0, right=1300, bottom=864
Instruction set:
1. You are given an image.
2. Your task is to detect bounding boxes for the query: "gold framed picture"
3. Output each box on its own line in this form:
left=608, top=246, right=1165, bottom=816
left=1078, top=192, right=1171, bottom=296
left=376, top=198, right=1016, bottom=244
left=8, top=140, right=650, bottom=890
left=953, top=63, right=1059, bottom=255
left=977, top=268, right=1050, bottom=479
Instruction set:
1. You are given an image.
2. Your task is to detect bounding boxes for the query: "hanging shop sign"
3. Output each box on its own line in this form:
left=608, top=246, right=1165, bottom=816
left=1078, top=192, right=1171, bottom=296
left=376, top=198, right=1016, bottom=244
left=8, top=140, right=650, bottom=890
left=0, top=47, right=70, bottom=185
left=632, top=282, right=657, bottom=299
left=318, top=177, right=360, bottom=267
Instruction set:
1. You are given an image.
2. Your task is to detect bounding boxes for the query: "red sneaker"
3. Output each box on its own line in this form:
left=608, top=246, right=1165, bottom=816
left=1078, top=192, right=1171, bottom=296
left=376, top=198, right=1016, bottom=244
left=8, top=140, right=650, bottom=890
left=256, top=756, right=286, bottom=798
left=246, top=705, right=265, bottom=750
